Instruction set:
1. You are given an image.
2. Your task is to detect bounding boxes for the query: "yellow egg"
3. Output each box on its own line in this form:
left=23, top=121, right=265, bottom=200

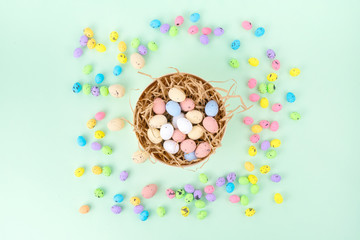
left=186, top=110, right=203, bottom=124
left=87, top=119, right=96, bottom=129
left=130, top=196, right=141, bottom=206
left=109, top=31, right=119, bottom=42
left=248, top=146, right=257, bottom=156
left=181, top=206, right=190, bottom=217
left=271, top=139, right=281, bottom=148
left=83, top=27, right=94, bottom=38
left=188, top=125, right=204, bottom=140
left=94, top=130, right=105, bottom=139
left=260, top=165, right=271, bottom=174
left=74, top=167, right=85, bottom=177
left=95, top=43, right=106, bottom=52
left=251, top=124, right=263, bottom=133
left=244, top=161, right=255, bottom=172
left=92, top=166, right=102, bottom=175
left=118, top=41, right=127, bottom=52
left=248, top=174, right=258, bottom=184
left=248, top=57, right=259, bottom=67
left=274, top=193, right=283, bottom=204
left=149, top=115, right=167, bottom=128
left=260, top=97, right=269, bottom=108
left=245, top=208, right=256, bottom=217
left=87, top=38, right=96, bottom=49
left=290, top=68, right=300, bottom=77
left=267, top=73, right=278, bottom=82
left=147, top=128, right=162, bottom=144
left=117, top=53, right=128, bottom=64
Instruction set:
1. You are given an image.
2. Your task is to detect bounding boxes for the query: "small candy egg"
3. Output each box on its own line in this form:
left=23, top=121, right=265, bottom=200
left=149, top=115, right=167, bottom=128
left=231, top=40, right=240, bottom=50
left=139, top=210, right=149, bottom=221
left=190, top=13, right=200, bottom=22
left=118, top=41, right=127, bottom=52
left=244, top=162, right=255, bottom=172
left=83, top=84, right=91, bottom=95
left=202, top=117, right=219, bottom=133
left=271, top=174, right=282, bottom=183
left=163, top=140, right=179, bottom=154
left=147, top=128, right=162, bottom=144
left=240, top=195, right=249, bottom=206
left=175, top=16, right=184, bottom=26
left=130, top=196, right=141, bottom=206
left=248, top=57, right=259, bottom=67
left=184, top=184, right=195, bottom=193
left=148, top=41, right=158, bottom=51
left=72, top=82, right=82, bottom=93
left=248, top=146, right=257, bottom=157
left=267, top=73, right=278, bottom=82
left=254, top=27, right=265, bottom=37
left=153, top=98, right=166, bottom=114
left=95, top=111, right=105, bottom=121
left=87, top=38, right=96, bottom=49
left=169, top=26, right=178, bottom=36
left=109, top=84, right=125, bottom=98
left=131, top=38, right=140, bottom=48
left=74, top=167, right=85, bottom=177
left=251, top=124, right=262, bottom=133
left=258, top=83, right=267, bottom=94
left=266, top=149, right=277, bottom=159
left=243, top=116, right=254, bottom=125
left=199, top=173, right=208, bottom=183
left=261, top=141, right=270, bottom=151
left=113, top=65, right=122, bottom=76
left=200, top=35, right=209, bottom=45
left=83, top=64, right=93, bottom=74
left=213, top=27, right=224, bottom=36
left=242, top=21, right=252, bottom=30
left=216, top=177, right=226, bottom=187
left=267, top=83, right=276, bottom=94
left=181, top=206, right=190, bottom=217
left=91, top=142, right=102, bottom=151
left=83, top=28, right=94, bottom=38
left=227, top=172, right=236, bottom=182
left=272, top=59, right=281, bottom=70
left=177, top=118, right=193, bottom=134
left=117, top=53, right=128, bottom=64
left=250, top=184, right=259, bottom=194
left=73, top=48, right=83, bottom=58
left=169, top=87, right=186, bottom=102
left=160, top=123, right=174, bottom=140
left=248, top=175, right=258, bottom=184
left=172, top=113, right=185, bottom=129
left=180, top=139, right=196, bottom=154
left=195, top=200, right=206, bottom=208
left=79, top=35, right=88, bottom=46
left=245, top=208, right=256, bottom=217
left=119, top=171, right=128, bottom=181
left=226, top=182, right=235, bottom=193
left=160, top=24, right=170, bottom=33
left=260, top=165, right=270, bottom=174
left=130, top=53, right=146, bottom=69
left=87, top=119, right=96, bottom=129
left=138, top=45, right=148, bottom=55
left=202, top=27, right=212, bottom=35
left=134, top=205, right=144, bottom=214
left=259, top=120, right=270, bottom=128
left=229, top=195, right=240, bottom=203
left=270, top=121, right=279, bottom=131
left=94, top=130, right=105, bottom=139
left=92, top=166, right=102, bottom=175
left=238, top=176, right=250, bottom=185
left=229, top=58, right=239, bottom=68
left=274, top=193, right=283, bottom=204
left=102, top=146, right=112, bottom=155
left=250, top=134, right=260, bottom=143
left=188, top=25, right=199, bottom=34
left=172, top=129, right=186, bottom=142
left=157, top=207, right=166, bottom=217
left=205, top=100, right=219, bottom=116
left=267, top=49, right=276, bottom=59
left=260, top=97, right=269, bottom=108
left=186, top=110, right=203, bottom=124
left=290, top=112, right=301, bottom=120
left=272, top=103, right=282, bottom=112
left=204, top=185, right=215, bottom=194
left=107, top=118, right=125, bottom=131
left=141, top=184, right=158, bottom=199
left=94, top=188, right=104, bottom=198
left=109, top=31, right=118, bottom=42
left=77, top=136, right=86, bottom=147
left=166, top=189, right=176, bottom=199
left=184, top=193, right=194, bottom=203
left=290, top=68, right=301, bottom=77
left=132, top=150, right=150, bottom=164
left=180, top=98, right=195, bottom=112
left=195, top=142, right=211, bottom=158
left=95, top=43, right=106, bottom=52
left=286, top=92, right=296, bottom=103
left=176, top=189, right=185, bottom=199
left=188, top=125, right=204, bottom=140
left=248, top=78, right=257, bottom=89
left=194, top=190, right=202, bottom=200
left=95, top=74, right=104, bottom=84
left=197, top=211, right=207, bottom=220
left=79, top=205, right=90, bottom=214
left=150, top=19, right=161, bottom=28
left=102, top=166, right=112, bottom=176
left=184, top=151, right=197, bottom=161
left=91, top=86, right=100, bottom=96
left=205, top=193, right=216, bottom=202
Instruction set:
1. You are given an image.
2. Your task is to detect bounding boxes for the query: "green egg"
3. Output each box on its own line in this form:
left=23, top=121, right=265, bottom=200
left=267, top=83, right=276, bottom=94
left=94, top=188, right=104, bottom=198
left=83, top=84, right=91, bottom=95
left=290, top=112, right=301, bottom=120
left=131, top=38, right=140, bottom=48
left=229, top=58, right=239, bottom=68
left=102, top=166, right=112, bottom=176
left=156, top=206, right=166, bottom=217
left=100, top=86, right=109, bottom=96
left=250, top=184, right=259, bottom=194
left=169, top=26, right=178, bottom=36
left=238, top=176, right=250, bottom=185
left=184, top=193, right=194, bottom=203
left=195, top=200, right=206, bottom=209
left=197, top=210, right=207, bottom=220
left=82, top=64, right=93, bottom=75
left=266, top=149, right=277, bottom=159
left=199, top=173, right=208, bottom=183
left=258, top=83, right=267, bottom=94
left=102, top=146, right=112, bottom=155
left=176, top=189, right=185, bottom=199
left=148, top=41, right=158, bottom=51
left=240, top=195, right=249, bottom=206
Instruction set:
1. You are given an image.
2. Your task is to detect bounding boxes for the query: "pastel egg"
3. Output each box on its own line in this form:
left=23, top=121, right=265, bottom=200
left=172, top=113, right=185, bottom=129
left=188, top=25, right=199, bottom=34
left=251, top=124, right=262, bottom=133
left=290, top=68, right=300, bottom=77
left=240, top=195, right=249, bottom=206
left=175, top=16, right=184, bottom=26
left=248, top=57, right=259, bottom=67
left=72, top=82, right=82, bottom=93
left=250, top=134, right=260, bottom=143
left=87, top=119, right=96, bottom=129
left=95, top=74, right=104, bottom=84
left=272, top=59, right=280, bottom=70
left=95, top=111, right=105, bottom=121
left=113, top=65, right=122, bottom=76
left=87, top=38, right=96, bottom=49
left=267, top=73, right=278, bottom=82
left=91, top=86, right=100, bottom=96
left=160, top=24, right=170, bottom=33
left=271, top=139, right=281, bottom=148
left=91, top=142, right=102, bottom=151
left=190, top=13, right=200, bottom=22
left=200, top=35, right=209, bottom=45
left=79, top=35, right=88, bottom=46
left=160, top=123, right=174, bottom=140
left=267, top=49, right=276, bottom=59
left=169, top=88, right=186, bottom=102
left=202, top=117, right=219, bottom=133
left=238, top=176, right=249, bottom=185
left=117, top=53, right=127, bottom=64
left=132, top=150, right=150, bottom=164
left=83, top=27, right=94, bottom=38
left=79, top=205, right=90, bottom=214
left=94, top=130, right=105, bottom=139
left=163, top=140, right=179, bottom=154
left=166, top=101, right=181, bottom=116
left=150, top=19, right=161, bottom=28
left=148, top=41, right=158, bottom=51
left=260, top=165, right=271, bottom=174
left=267, top=83, right=276, bottom=94
left=153, top=98, right=166, bottom=114
left=245, top=208, right=256, bottom=217
left=229, top=195, right=240, bottom=203
left=231, top=40, right=240, bottom=50
left=204, top=185, right=215, bottom=194
left=147, top=128, right=162, bottom=144
left=202, top=27, right=212, bottom=35
left=260, top=97, right=269, bottom=108
left=286, top=92, right=296, bottom=103
left=95, top=43, right=106, bottom=52
left=205, top=100, right=219, bottom=116
left=248, top=175, right=258, bottom=184
left=177, top=118, right=193, bottom=134
left=107, top=118, right=125, bottom=131
left=274, top=193, right=283, bottom=204
left=213, top=27, right=224, bottom=36
left=188, top=125, right=204, bottom=140
left=172, top=129, right=186, bottom=142
left=141, top=184, right=158, bottom=199
left=248, top=146, right=257, bottom=156
left=180, top=98, right=195, bottom=111
left=271, top=174, right=282, bottom=183
left=131, top=38, right=140, bottom=48
left=118, top=41, right=127, bottom=52
left=249, top=93, right=260, bottom=102
left=259, top=120, right=270, bottom=128
left=242, top=21, right=252, bottom=30
left=243, top=116, right=253, bottom=125
left=272, top=103, right=282, bottom=112
left=149, top=115, right=167, bottom=128
left=100, top=86, right=109, bottom=96
left=180, top=139, right=197, bottom=153
left=181, top=206, right=190, bottom=217
left=261, top=141, right=270, bottom=151
left=169, top=26, right=178, bottom=37
left=139, top=210, right=149, bottom=221
left=229, top=58, right=239, bottom=68
left=290, top=112, right=301, bottom=120
left=248, top=78, right=257, bottom=89
left=166, top=189, right=176, bottom=199
left=109, top=84, right=125, bottom=98
left=195, top=142, right=211, bottom=158
left=73, top=48, right=83, bottom=58
left=83, top=84, right=91, bottom=95
left=254, top=27, right=265, bottom=37
left=266, top=149, right=277, bottom=159
left=77, top=136, right=86, bottom=147
left=250, top=184, right=259, bottom=194
left=226, top=182, right=235, bottom=193
left=258, top=83, right=267, bottom=94
left=270, top=121, right=279, bottom=132
left=109, top=31, right=119, bottom=42
left=186, top=110, right=203, bottom=124
left=244, top=161, right=255, bottom=172
left=138, top=45, right=148, bottom=56
left=130, top=53, right=145, bottom=69
left=184, top=151, right=197, bottom=161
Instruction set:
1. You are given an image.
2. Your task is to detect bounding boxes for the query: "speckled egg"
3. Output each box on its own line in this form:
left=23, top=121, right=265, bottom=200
left=169, top=26, right=178, bottom=36
left=147, top=128, right=162, bottom=144
left=271, top=139, right=281, bottom=148
left=177, top=118, right=193, bottom=134
left=270, top=121, right=279, bottom=132
left=186, top=110, right=203, bottom=124
left=259, top=120, right=270, bottom=128
left=272, top=103, right=282, bottom=112
left=272, top=59, right=280, bottom=70
left=250, top=134, right=260, bottom=143
left=160, top=123, right=174, bottom=140
left=100, top=86, right=109, bottom=96
left=290, top=68, right=300, bottom=77
left=267, top=73, right=278, bottom=82
left=153, top=98, right=166, bottom=114
left=243, top=116, right=253, bottom=125
left=231, top=40, right=241, bottom=50
left=72, top=82, right=82, bottom=93
left=172, top=113, right=185, bottom=129
left=142, top=184, right=158, bottom=199
left=188, top=25, right=199, bottom=34
left=202, top=117, right=219, bottom=133
left=249, top=93, right=260, bottom=102
left=87, top=38, right=96, bottom=49
left=95, top=43, right=106, bottom=52
left=132, top=150, right=150, bottom=164
left=150, top=19, right=161, bottom=28
left=83, top=27, right=94, bottom=38
left=175, top=16, right=184, bottom=26
left=91, top=86, right=99, bottom=96
left=109, top=84, right=125, bottom=98
left=205, top=100, right=219, bottom=117
left=113, top=65, right=122, bottom=76
left=180, top=139, right=196, bottom=154
left=188, top=125, right=204, bottom=140
left=260, top=97, right=269, bottom=108
left=79, top=35, right=88, bottom=46
left=148, top=41, right=158, bottom=51
left=172, top=129, right=186, bottom=142
left=202, top=27, right=212, bottom=35
left=94, top=130, right=105, bottom=139
left=163, top=140, right=179, bottom=154
left=166, top=189, right=175, bottom=199
left=107, top=118, right=125, bottom=131
left=149, top=115, right=167, bottom=128
left=199, top=35, right=209, bottom=45
left=137, top=45, right=148, bottom=55
left=248, top=78, right=257, bottom=89
left=180, top=98, right=195, bottom=112
left=213, top=27, right=224, bottom=36
left=286, top=92, right=296, bottom=103
left=117, top=53, right=127, bottom=64
left=130, top=53, right=145, bottom=69
left=169, top=88, right=186, bottom=102
left=166, top=101, right=181, bottom=116
left=109, top=31, right=118, bottom=42
left=160, top=24, right=170, bottom=33
left=248, top=146, right=257, bottom=157
left=260, top=165, right=271, bottom=174
left=242, top=21, right=252, bottom=30
left=195, top=142, right=211, bottom=158
left=118, top=41, right=127, bottom=52
left=184, top=151, right=197, bottom=161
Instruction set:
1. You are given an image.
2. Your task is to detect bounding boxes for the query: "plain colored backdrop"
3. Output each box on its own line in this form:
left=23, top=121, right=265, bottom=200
left=1, top=0, right=359, bottom=239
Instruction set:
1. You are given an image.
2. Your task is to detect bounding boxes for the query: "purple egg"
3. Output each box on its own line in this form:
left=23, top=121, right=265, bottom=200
left=91, top=142, right=102, bottom=151
left=91, top=86, right=100, bottom=96
left=216, top=177, right=226, bottom=187
left=200, top=35, right=209, bottom=45
left=184, top=184, right=195, bottom=193
left=79, top=35, right=88, bottom=46
left=193, top=190, right=202, bottom=200
left=119, top=171, right=128, bottom=181
left=205, top=193, right=216, bottom=202
left=133, top=205, right=144, bottom=214
left=213, top=27, right=224, bottom=36
left=111, top=205, right=122, bottom=214
left=271, top=174, right=282, bottom=183
left=261, top=141, right=271, bottom=151
left=160, top=24, right=170, bottom=33
left=267, top=49, right=276, bottom=59
left=138, top=45, right=148, bottom=55
left=227, top=172, right=236, bottom=183
left=73, top=48, right=83, bottom=58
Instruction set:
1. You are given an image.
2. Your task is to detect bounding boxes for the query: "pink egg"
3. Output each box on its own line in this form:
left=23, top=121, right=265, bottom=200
left=202, top=27, right=212, bottom=35
left=250, top=134, right=260, bottom=143
left=272, top=59, right=280, bottom=71
left=153, top=98, right=166, bottom=114
left=180, top=139, right=196, bottom=154
left=272, top=103, right=282, bottom=112
left=270, top=121, right=279, bottom=132
left=95, top=111, right=105, bottom=121
left=195, top=142, right=211, bottom=158
left=259, top=120, right=270, bottom=128
left=188, top=25, right=199, bottom=34
left=175, top=16, right=184, bottom=26
left=242, top=21, right=252, bottom=30
left=172, top=129, right=186, bottom=142
left=180, top=98, right=195, bottom=112
left=248, top=78, right=257, bottom=89
left=166, top=188, right=175, bottom=199
left=204, top=185, right=215, bottom=194
left=243, top=116, right=254, bottom=125
left=249, top=93, right=260, bottom=102
left=229, top=195, right=240, bottom=203
left=141, top=184, right=158, bottom=199
left=202, top=117, right=219, bottom=133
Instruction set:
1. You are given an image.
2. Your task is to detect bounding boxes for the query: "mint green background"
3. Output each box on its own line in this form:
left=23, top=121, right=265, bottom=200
left=1, top=0, right=359, bottom=239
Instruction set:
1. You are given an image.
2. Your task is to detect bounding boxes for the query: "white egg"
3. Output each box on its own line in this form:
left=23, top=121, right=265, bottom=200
left=177, top=118, right=193, bottom=134
left=172, top=113, right=185, bottom=129
left=149, top=115, right=167, bottom=128
left=160, top=123, right=174, bottom=140
left=163, top=140, right=179, bottom=154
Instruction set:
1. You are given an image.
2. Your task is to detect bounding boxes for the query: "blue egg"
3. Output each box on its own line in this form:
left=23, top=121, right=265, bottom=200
left=77, top=136, right=86, bottom=147
left=190, top=13, right=200, bottom=22
left=231, top=40, right=240, bottom=50
left=286, top=92, right=296, bottom=103
left=184, top=152, right=197, bottom=161
left=150, top=19, right=161, bottom=28
left=113, top=194, right=124, bottom=203
left=139, top=210, right=149, bottom=221
left=113, top=65, right=122, bottom=76
left=226, top=182, right=235, bottom=193
left=166, top=101, right=181, bottom=116
left=95, top=73, right=104, bottom=84
left=72, top=82, right=82, bottom=93
left=205, top=100, right=219, bottom=117
left=254, top=27, right=265, bottom=37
